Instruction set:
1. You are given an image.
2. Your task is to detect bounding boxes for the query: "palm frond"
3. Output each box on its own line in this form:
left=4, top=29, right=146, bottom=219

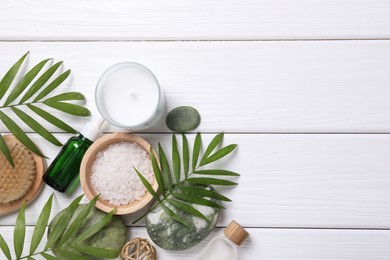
left=0, top=53, right=90, bottom=166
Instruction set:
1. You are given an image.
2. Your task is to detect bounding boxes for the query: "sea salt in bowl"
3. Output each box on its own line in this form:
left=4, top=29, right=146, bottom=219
left=80, top=133, right=158, bottom=215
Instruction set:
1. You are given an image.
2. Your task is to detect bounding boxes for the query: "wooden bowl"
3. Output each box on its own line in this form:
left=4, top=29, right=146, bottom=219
left=80, top=133, right=158, bottom=215
left=0, top=135, right=45, bottom=216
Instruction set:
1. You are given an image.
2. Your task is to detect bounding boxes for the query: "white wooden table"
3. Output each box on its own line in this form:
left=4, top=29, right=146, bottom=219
left=1, top=1, right=390, bottom=259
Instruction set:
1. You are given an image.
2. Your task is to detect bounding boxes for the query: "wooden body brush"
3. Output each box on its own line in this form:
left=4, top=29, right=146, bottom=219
left=0, top=135, right=45, bottom=216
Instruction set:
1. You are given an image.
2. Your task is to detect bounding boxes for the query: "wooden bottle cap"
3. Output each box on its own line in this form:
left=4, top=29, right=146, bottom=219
left=224, top=220, right=249, bottom=246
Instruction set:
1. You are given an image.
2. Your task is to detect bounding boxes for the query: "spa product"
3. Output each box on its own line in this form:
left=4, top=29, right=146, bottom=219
left=166, top=106, right=201, bottom=132
left=90, top=141, right=154, bottom=206
left=43, top=118, right=103, bottom=192
left=196, top=221, right=249, bottom=260
left=0, top=137, right=36, bottom=204
left=95, top=62, right=165, bottom=130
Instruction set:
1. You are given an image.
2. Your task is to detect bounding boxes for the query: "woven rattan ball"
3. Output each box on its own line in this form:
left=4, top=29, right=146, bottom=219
left=120, top=237, right=157, bottom=260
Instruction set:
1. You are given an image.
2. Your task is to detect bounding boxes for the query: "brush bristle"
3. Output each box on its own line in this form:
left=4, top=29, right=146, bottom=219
left=0, top=139, right=36, bottom=204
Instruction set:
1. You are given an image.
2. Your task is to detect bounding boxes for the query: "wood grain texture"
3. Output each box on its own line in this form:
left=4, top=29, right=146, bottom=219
left=1, top=41, right=390, bottom=133
left=1, top=133, right=390, bottom=229
left=1, top=1, right=390, bottom=40
left=0, top=226, right=390, bottom=259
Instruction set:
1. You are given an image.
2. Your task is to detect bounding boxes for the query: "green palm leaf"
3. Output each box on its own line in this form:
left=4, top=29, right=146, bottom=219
left=166, top=198, right=210, bottom=223
left=193, top=169, right=240, bottom=176
left=14, top=203, right=26, bottom=259
left=135, top=168, right=159, bottom=201
left=150, top=148, right=164, bottom=195
left=55, top=249, right=85, bottom=260
left=27, top=104, right=77, bottom=133
left=0, top=235, right=11, bottom=260
left=159, top=143, right=172, bottom=191
left=44, top=92, right=85, bottom=102
left=72, top=245, right=119, bottom=259
left=0, top=110, right=45, bottom=157
left=179, top=185, right=232, bottom=202
left=199, top=133, right=223, bottom=166
left=172, top=192, right=225, bottom=209
left=33, top=69, right=71, bottom=102
left=0, top=52, right=29, bottom=100
left=199, top=144, right=237, bottom=166
left=72, top=210, right=115, bottom=244
left=30, top=194, right=54, bottom=254
left=41, top=253, right=58, bottom=260
left=57, top=195, right=99, bottom=246
left=192, top=133, right=201, bottom=171
left=19, top=61, right=63, bottom=104
left=182, top=134, right=189, bottom=177
left=11, top=107, right=62, bottom=146
left=43, top=100, right=91, bottom=117
left=4, top=59, right=51, bottom=106
left=45, top=195, right=83, bottom=250
left=172, top=134, right=181, bottom=183
left=187, top=177, right=237, bottom=186
left=0, top=134, right=13, bottom=167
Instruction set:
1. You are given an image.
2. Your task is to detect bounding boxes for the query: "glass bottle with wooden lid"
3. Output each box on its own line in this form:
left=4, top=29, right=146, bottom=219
left=196, top=220, right=249, bottom=260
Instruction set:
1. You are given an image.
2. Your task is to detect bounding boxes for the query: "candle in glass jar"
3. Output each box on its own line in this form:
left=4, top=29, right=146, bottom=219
left=95, top=62, right=165, bottom=130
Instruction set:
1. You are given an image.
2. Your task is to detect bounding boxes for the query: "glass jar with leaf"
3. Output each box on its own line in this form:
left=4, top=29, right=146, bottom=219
left=134, top=133, right=239, bottom=250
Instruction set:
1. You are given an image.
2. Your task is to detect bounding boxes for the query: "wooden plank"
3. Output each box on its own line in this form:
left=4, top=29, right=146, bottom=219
left=0, top=226, right=389, bottom=259
left=1, top=133, right=390, bottom=228
left=1, top=41, right=390, bottom=133
left=1, top=1, right=390, bottom=40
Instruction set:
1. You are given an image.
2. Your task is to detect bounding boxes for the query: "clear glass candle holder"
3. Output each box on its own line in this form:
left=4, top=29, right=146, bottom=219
left=95, top=62, right=165, bottom=130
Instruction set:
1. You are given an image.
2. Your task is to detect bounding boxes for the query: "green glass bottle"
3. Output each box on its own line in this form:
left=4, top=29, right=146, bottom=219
left=43, top=118, right=103, bottom=192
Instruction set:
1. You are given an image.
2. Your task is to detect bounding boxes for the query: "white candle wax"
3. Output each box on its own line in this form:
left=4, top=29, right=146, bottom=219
left=96, top=62, right=164, bottom=130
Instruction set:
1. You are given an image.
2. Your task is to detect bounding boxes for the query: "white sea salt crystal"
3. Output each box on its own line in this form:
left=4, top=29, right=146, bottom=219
left=90, top=141, right=154, bottom=206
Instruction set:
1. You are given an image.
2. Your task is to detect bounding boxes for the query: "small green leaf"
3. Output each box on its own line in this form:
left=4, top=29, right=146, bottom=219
left=45, top=92, right=86, bottom=102
left=0, top=235, right=11, bottom=260
left=193, top=169, right=240, bottom=176
left=200, top=144, right=237, bottom=166
left=160, top=203, right=193, bottom=228
left=0, top=111, right=45, bottom=158
left=172, top=192, right=225, bottom=209
left=14, top=202, right=26, bottom=259
left=27, top=256, right=35, bottom=260
left=0, top=52, right=29, bottom=100
left=179, top=185, right=232, bottom=202
left=45, top=195, right=83, bottom=250
left=58, top=195, right=99, bottom=246
left=172, top=134, right=181, bottom=183
left=166, top=198, right=210, bottom=223
left=30, top=194, right=54, bottom=254
left=192, top=133, right=201, bottom=171
left=73, top=210, right=115, bottom=243
left=187, top=177, right=237, bottom=186
left=55, top=249, right=85, bottom=260
left=150, top=148, right=164, bottom=195
left=27, top=104, right=77, bottom=133
left=19, top=61, right=63, bottom=104
left=182, top=134, right=189, bottom=178
left=72, top=245, right=119, bottom=258
left=41, top=253, right=58, bottom=260
left=11, top=107, right=62, bottom=146
left=159, top=143, right=172, bottom=191
left=135, top=168, right=159, bottom=200
left=34, top=70, right=71, bottom=102
left=199, top=133, right=223, bottom=166
left=0, top=134, right=14, bottom=167
left=4, top=59, right=51, bottom=106
left=43, top=100, right=91, bottom=117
